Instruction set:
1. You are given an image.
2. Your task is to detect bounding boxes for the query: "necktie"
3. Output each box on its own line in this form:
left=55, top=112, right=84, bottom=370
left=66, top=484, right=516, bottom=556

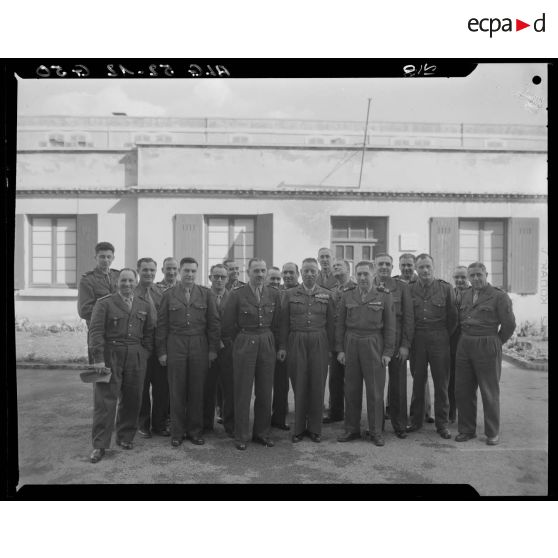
left=216, top=294, right=222, bottom=307
left=256, top=288, right=261, bottom=303
left=473, top=291, right=479, bottom=304
left=124, top=297, right=132, bottom=309
left=361, top=289, right=367, bottom=302
left=185, top=288, right=191, bottom=303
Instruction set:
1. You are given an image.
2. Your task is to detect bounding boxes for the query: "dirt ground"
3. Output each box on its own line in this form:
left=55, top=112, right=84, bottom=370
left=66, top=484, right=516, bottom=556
left=14, top=359, right=548, bottom=494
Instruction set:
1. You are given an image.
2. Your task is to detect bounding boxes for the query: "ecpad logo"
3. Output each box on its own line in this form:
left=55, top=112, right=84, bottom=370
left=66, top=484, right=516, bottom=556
left=468, top=13, right=545, bottom=37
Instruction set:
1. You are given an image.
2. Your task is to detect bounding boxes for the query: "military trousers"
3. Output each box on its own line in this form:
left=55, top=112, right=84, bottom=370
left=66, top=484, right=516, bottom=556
left=387, top=355, right=408, bottom=433
left=344, top=331, right=386, bottom=437
left=409, top=329, right=450, bottom=431
left=449, top=329, right=461, bottom=422
left=203, top=343, right=234, bottom=434
left=327, top=353, right=345, bottom=420
left=167, top=334, right=208, bottom=439
left=408, top=353, right=433, bottom=420
left=287, top=330, right=329, bottom=437
left=271, top=358, right=290, bottom=426
left=233, top=331, right=276, bottom=444
left=455, top=334, right=502, bottom=438
left=92, top=344, right=147, bottom=448
left=138, top=352, right=170, bottom=433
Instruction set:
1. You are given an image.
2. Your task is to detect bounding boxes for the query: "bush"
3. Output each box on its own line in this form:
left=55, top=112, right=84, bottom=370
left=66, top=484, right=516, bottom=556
left=15, top=317, right=86, bottom=333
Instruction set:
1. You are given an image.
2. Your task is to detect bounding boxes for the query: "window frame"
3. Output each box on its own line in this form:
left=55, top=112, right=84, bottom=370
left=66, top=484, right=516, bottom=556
left=458, top=218, right=508, bottom=289
left=29, top=215, right=78, bottom=289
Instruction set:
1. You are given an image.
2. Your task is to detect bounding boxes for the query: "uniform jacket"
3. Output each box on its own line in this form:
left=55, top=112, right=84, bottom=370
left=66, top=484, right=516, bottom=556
left=134, top=283, right=165, bottom=323
left=89, top=292, right=155, bottom=363
left=279, top=284, right=336, bottom=351
left=409, top=278, right=457, bottom=335
left=393, top=272, right=419, bottom=284
left=221, top=284, right=281, bottom=343
left=373, top=275, right=414, bottom=351
left=458, top=283, right=516, bottom=343
left=155, top=283, right=220, bottom=356
left=78, top=268, right=120, bottom=323
left=331, top=280, right=358, bottom=307
left=156, top=279, right=178, bottom=291
left=334, top=285, right=396, bottom=357
left=225, top=278, right=246, bottom=292
left=316, top=270, right=337, bottom=290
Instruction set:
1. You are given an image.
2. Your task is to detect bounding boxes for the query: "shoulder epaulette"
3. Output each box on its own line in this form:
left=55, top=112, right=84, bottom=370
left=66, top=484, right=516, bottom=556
left=110, top=268, right=120, bottom=274
left=83, top=270, right=95, bottom=277
left=233, top=284, right=244, bottom=290
left=344, top=284, right=357, bottom=291
left=493, top=286, right=506, bottom=293
left=98, top=293, right=112, bottom=301
left=438, top=279, right=450, bottom=285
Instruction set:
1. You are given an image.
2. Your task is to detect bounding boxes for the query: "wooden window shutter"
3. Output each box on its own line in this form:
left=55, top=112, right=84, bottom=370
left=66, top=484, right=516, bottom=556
left=430, top=217, right=459, bottom=282
left=14, top=214, right=26, bottom=289
left=76, top=214, right=98, bottom=281
left=174, top=215, right=204, bottom=265
left=255, top=214, right=274, bottom=267
left=508, top=218, right=539, bottom=294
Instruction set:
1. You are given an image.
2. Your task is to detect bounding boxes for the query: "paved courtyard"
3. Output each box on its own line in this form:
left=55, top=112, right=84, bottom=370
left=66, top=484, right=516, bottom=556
left=15, top=360, right=547, bottom=495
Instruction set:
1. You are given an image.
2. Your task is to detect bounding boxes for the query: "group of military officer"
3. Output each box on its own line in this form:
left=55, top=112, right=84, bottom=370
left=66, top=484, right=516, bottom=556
left=78, top=242, right=516, bottom=464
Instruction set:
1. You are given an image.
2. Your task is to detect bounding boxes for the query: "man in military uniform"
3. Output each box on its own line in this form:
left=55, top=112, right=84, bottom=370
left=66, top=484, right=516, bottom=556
left=156, top=257, right=220, bottom=447
left=135, top=258, right=169, bottom=438
left=88, top=268, right=155, bottom=463
left=270, top=262, right=300, bottom=430
left=323, top=259, right=356, bottom=424
left=335, top=261, right=395, bottom=446
left=203, top=264, right=234, bottom=436
left=406, top=254, right=457, bottom=439
left=455, top=262, right=516, bottom=445
left=373, top=253, right=414, bottom=438
left=449, top=266, right=471, bottom=423
left=78, top=241, right=120, bottom=364
left=223, top=259, right=246, bottom=291
left=156, top=257, right=179, bottom=290
left=222, top=258, right=281, bottom=450
left=316, top=247, right=337, bottom=290
left=278, top=258, right=335, bottom=443
left=395, top=253, right=433, bottom=423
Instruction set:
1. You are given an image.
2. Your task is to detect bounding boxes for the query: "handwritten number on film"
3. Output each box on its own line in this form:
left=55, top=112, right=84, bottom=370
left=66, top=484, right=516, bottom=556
left=403, top=64, right=437, bottom=77
left=36, top=65, right=90, bottom=77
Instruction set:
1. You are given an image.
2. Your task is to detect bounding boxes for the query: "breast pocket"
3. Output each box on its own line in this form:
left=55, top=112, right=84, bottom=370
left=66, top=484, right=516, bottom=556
left=169, top=305, right=186, bottom=325
left=190, top=303, right=208, bottom=319
left=108, top=315, right=122, bottom=331
left=289, top=299, right=305, bottom=315
left=392, top=294, right=402, bottom=316
left=366, top=303, right=384, bottom=324
left=313, top=299, right=329, bottom=314
left=477, top=305, right=496, bottom=322
left=431, top=297, right=446, bottom=317
left=346, top=303, right=359, bottom=319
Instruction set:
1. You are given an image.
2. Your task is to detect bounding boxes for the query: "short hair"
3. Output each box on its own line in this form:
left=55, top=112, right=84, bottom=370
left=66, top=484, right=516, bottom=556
left=269, top=266, right=281, bottom=272
left=137, top=257, right=157, bottom=270
left=399, top=253, right=416, bottom=262
left=248, top=257, right=266, bottom=269
left=375, top=252, right=393, bottom=263
left=416, top=253, right=434, bottom=264
left=333, top=258, right=350, bottom=270
left=162, top=257, right=178, bottom=267
left=95, top=242, right=115, bottom=254
left=180, top=257, right=198, bottom=268
left=282, top=262, right=299, bottom=274
left=467, top=261, right=487, bottom=273
left=318, top=247, right=332, bottom=255
left=223, top=258, right=234, bottom=266
left=302, top=257, right=319, bottom=266
left=453, top=265, right=468, bottom=274
left=119, top=267, right=138, bottom=279
left=210, top=263, right=228, bottom=275
left=355, top=260, right=374, bottom=271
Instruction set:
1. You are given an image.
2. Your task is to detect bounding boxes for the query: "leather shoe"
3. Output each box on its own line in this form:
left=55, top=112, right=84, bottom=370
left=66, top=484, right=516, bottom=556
left=405, top=425, right=420, bottom=433
left=395, top=430, right=407, bottom=439
left=190, top=436, right=205, bottom=445
left=138, top=428, right=152, bottom=438
left=322, top=415, right=343, bottom=424
left=152, top=428, right=170, bottom=437
left=236, top=442, right=247, bottom=450
left=216, top=417, right=224, bottom=424
left=292, top=434, right=304, bottom=443
left=116, top=440, right=133, bottom=450
left=371, top=435, right=385, bottom=447
left=171, top=437, right=183, bottom=447
left=455, top=433, right=477, bottom=442
left=486, top=436, right=500, bottom=446
left=425, top=416, right=435, bottom=423
left=438, top=429, right=451, bottom=439
left=271, top=422, right=290, bottom=431
left=337, top=431, right=361, bottom=442
left=90, top=448, right=105, bottom=463
left=309, top=432, right=321, bottom=443
left=252, top=436, right=274, bottom=447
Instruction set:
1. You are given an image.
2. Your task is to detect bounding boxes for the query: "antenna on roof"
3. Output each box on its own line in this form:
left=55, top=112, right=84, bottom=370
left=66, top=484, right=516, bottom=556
left=357, top=98, right=372, bottom=189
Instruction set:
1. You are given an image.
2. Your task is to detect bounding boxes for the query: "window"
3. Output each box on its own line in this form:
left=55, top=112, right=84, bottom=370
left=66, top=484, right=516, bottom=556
left=331, top=217, right=388, bottom=276
left=207, top=217, right=255, bottom=282
left=30, top=217, right=77, bottom=287
left=231, top=135, right=250, bottom=144
left=459, top=219, right=506, bottom=289
left=48, top=133, right=65, bottom=147
left=134, top=134, right=151, bottom=143
left=69, top=134, right=89, bottom=147
left=155, top=134, right=173, bottom=143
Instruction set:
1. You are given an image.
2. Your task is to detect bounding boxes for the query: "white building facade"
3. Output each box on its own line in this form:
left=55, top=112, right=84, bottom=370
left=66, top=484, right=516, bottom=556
left=15, top=115, right=547, bottom=327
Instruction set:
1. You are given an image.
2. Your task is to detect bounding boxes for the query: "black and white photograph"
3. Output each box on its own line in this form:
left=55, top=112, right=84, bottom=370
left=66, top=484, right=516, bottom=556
left=11, top=61, right=548, bottom=495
